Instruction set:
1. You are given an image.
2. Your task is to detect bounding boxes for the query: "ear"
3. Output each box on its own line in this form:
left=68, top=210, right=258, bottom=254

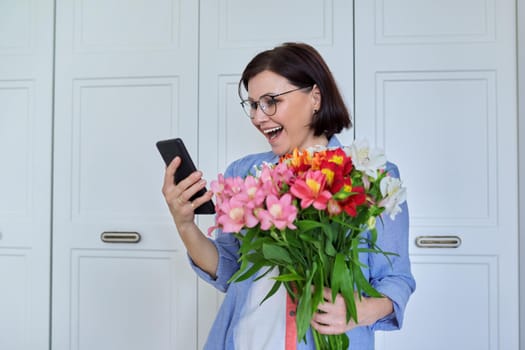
left=311, top=84, right=322, bottom=111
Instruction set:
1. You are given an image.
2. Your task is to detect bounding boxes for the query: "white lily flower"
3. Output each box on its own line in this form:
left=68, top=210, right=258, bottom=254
left=379, top=176, right=407, bottom=220
left=348, top=139, right=387, bottom=179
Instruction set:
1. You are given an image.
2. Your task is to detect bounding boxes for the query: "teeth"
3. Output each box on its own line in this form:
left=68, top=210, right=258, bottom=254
left=263, top=126, right=282, bottom=134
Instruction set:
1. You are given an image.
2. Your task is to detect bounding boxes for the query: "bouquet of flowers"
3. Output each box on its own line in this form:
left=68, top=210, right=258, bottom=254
left=208, top=140, right=406, bottom=349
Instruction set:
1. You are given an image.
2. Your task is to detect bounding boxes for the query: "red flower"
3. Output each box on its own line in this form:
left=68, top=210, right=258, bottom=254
left=290, top=170, right=332, bottom=210
left=340, top=186, right=366, bottom=217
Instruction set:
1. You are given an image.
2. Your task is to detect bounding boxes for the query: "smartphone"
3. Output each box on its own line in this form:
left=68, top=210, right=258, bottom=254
left=156, top=138, right=215, bottom=214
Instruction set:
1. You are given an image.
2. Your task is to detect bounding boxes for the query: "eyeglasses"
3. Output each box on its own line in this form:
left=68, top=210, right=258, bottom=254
left=240, top=86, right=312, bottom=118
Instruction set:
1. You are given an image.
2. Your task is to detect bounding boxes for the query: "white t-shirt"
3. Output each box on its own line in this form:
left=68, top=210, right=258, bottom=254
left=234, top=267, right=286, bottom=349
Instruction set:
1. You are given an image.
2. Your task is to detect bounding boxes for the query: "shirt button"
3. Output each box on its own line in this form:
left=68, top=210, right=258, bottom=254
left=289, top=310, right=296, bottom=317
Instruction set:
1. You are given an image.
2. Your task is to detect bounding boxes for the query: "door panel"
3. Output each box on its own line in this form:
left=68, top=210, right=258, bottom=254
left=384, top=255, right=498, bottom=350
left=52, top=1, right=199, bottom=349
left=0, top=1, right=53, bottom=349
left=0, top=81, right=32, bottom=222
left=69, top=250, right=194, bottom=350
left=70, top=77, right=180, bottom=223
left=355, top=1, right=518, bottom=349
left=376, top=71, right=497, bottom=227
left=376, top=0, right=495, bottom=44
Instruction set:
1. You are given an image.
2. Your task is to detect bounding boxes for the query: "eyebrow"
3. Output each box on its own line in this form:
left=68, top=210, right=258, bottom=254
left=247, top=91, right=279, bottom=101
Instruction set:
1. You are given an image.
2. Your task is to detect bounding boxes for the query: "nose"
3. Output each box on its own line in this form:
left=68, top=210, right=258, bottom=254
left=251, top=107, right=269, bottom=123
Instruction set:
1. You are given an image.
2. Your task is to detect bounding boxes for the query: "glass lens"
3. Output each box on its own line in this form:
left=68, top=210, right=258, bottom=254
left=259, top=96, right=276, bottom=116
left=241, top=100, right=254, bottom=117
left=240, top=95, right=279, bottom=118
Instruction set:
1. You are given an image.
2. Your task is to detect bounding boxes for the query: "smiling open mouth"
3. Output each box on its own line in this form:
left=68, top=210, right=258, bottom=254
left=264, top=126, right=283, bottom=140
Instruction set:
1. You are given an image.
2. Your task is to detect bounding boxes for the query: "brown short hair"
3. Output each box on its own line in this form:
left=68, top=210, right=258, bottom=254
left=238, top=42, right=351, bottom=138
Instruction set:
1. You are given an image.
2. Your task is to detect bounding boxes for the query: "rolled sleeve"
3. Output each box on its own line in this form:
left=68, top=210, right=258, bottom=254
left=189, top=232, right=240, bottom=292
left=369, top=163, right=416, bottom=331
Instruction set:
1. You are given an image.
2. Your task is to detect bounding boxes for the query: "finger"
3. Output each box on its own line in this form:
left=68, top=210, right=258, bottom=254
left=312, top=310, right=331, bottom=325
left=174, top=173, right=210, bottom=207
left=316, top=302, right=332, bottom=313
left=310, top=319, right=340, bottom=335
left=322, top=287, right=332, bottom=300
left=189, top=190, right=214, bottom=210
left=163, top=156, right=181, bottom=189
left=183, top=178, right=209, bottom=203
left=312, top=312, right=349, bottom=333
left=176, top=167, right=205, bottom=192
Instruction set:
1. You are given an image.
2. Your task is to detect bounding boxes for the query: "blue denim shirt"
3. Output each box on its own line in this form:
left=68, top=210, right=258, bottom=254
left=190, top=136, right=416, bottom=350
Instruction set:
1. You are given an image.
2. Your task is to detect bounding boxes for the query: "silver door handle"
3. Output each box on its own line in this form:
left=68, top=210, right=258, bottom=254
left=101, top=231, right=141, bottom=243
left=415, top=235, right=461, bottom=248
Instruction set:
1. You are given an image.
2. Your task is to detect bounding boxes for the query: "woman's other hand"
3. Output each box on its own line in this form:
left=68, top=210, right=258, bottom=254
left=311, top=287, right=394, bottom=335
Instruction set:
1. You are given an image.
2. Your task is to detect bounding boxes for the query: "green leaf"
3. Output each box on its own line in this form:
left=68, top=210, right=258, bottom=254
left=339, top=261, right=357, bottom=323
left=298, top=232, right=318, bottom=243
left=360, top=236, right=399, bottom=266
left=287, top=248, right=308, bottom=268
left=296, top=289, right=312, bottom=343
left=296, top=263, right=318, bottom=341
left=284, top=283, right=299, bottom=301
left=235, top=230, right=257, bottom=255
left=312, top=267, right=324, bottom=312
left=229, top=260, right=264, bottom=283
left=296, top=219, right=328, bottom=232
left=253, top=266, right=275, bottom=281
left=342, top=334, right=350, bottom=348
left=273, top=273, right=304, bottom=282
left=260, top=280, right=282, bottom=304
left=262, top=243, right=293, bottom=265
left=330, top=253, right=346, bottom=301
left=245, top=252, right=265, bottom=264
left=324, top=240, right=337, bottom=257
left=322, top=222, right=335, bottom=242
left=353, top=263, right=383, bottom=298
left=368, top=227, right=378, bottom=245
left=283, top=230, right=302, bottom=247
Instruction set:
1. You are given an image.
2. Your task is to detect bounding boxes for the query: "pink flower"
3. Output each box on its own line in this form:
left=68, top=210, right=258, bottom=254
left=210, top=174, right=226, bottom=206
left=224, top=177, right=245, bottom=196
left=257, top=194, right=297, bottom=230
left=259, top=165, right=280, bottom=197
left=216, top=197, right=258, bottom=233
left=235, top=176, right=266, bottom=208
left=271, top=162, right=295, bottom=189
left=290, top=170, right=332, bottom=210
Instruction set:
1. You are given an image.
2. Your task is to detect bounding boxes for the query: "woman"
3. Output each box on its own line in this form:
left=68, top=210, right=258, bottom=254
left=162, top=42, right=415, bottom=349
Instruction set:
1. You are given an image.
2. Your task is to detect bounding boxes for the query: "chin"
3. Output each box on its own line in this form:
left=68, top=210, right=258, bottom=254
left=271, top=145, right=292, bottom=156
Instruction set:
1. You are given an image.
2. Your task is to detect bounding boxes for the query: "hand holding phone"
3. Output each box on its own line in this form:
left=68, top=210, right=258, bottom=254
left=156, top=138, right=215, bottom=215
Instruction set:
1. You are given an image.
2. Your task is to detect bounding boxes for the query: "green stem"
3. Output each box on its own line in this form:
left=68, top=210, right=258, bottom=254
left=311, top=329, right=349, bottom=350
left=312, top=329, right=322, bottom=349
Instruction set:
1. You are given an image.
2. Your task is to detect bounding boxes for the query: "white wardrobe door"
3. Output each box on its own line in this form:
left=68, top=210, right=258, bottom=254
left=355, top=1, right=519, bottom=349
left=52, top=1, right=199, bottom=349
left=0, top=1, right=54, bottom=349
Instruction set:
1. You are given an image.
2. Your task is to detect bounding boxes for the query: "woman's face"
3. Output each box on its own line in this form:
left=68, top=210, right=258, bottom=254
left=246, top=70, right=327, bottom=155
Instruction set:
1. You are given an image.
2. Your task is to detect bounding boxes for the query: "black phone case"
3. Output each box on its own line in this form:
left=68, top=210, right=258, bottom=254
left=156, top=138, right=215, bottom=214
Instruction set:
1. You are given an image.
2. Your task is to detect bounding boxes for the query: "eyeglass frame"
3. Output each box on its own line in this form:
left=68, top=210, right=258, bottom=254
left=240, top=85, right=313, bottom=118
